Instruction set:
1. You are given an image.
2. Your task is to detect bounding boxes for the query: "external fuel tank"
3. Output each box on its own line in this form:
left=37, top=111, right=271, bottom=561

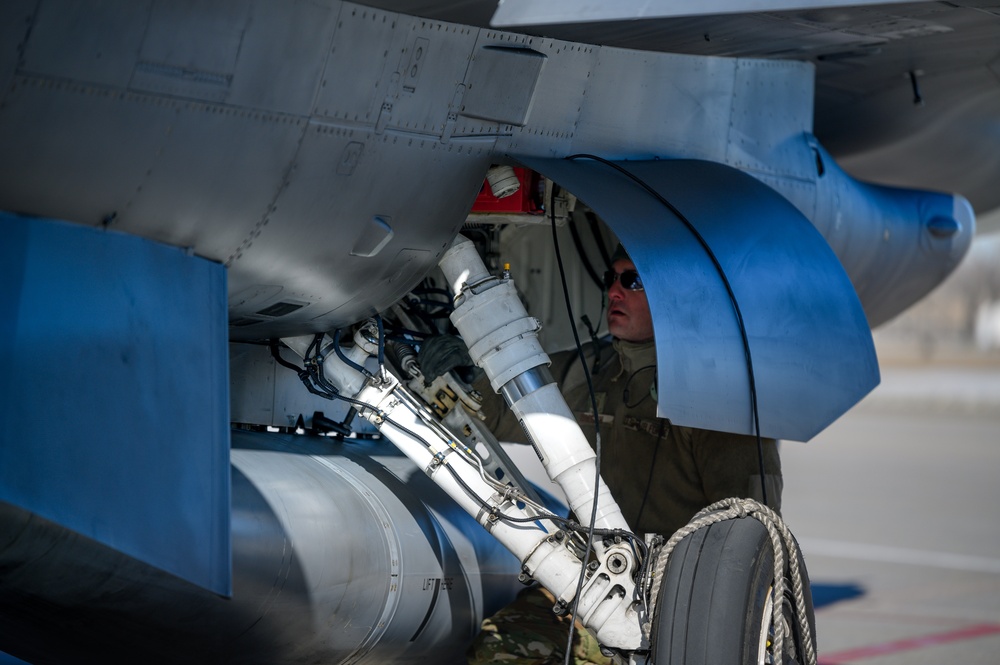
left=0, top=431, right=526, bottom=664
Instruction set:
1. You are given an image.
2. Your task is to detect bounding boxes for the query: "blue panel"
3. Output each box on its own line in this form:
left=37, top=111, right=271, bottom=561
left=0, top=213, right=231, bottom=594
left=518, top=157, right=879, bottom=441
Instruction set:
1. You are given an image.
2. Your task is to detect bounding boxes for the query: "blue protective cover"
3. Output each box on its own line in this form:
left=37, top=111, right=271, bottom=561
left=0, top=213, right=231, bottom=594
left=518, top=157, right=879, bottom=442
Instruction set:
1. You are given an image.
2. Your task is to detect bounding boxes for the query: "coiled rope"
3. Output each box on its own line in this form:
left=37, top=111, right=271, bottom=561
left=643, top=498, right=817, bottom=665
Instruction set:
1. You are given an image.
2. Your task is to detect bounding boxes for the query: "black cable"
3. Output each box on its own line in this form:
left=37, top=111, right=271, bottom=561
left=375, top=313, right=386, bottom=368
left=322, top=382, right=377, bottom=412
left=305, top=333, right=322, bottom=363
left=567, top=153, right=769, bottom=508
left=412, top=426, right=648, bottom=553
left=568, top=211, right=605, bottom=291
left=269, top=339, right=304, bottom=373
left=586, top=211, right=613, bottom=270
left=312, top=353, right=342, bottom=397
left=270, top=339, right=340, bottom=401
left=622, top=364, right=656, bottom=408
left=407, top=436, right=646, bottom=550
left=278, top=329, right=655, bottom=626
left=333, top=328, right=374, bottom=379
left=579, top=314, right=604, bottom=374
left=549, top=183, right=605, bottom=665
left=634, top=420, right=665, bottom=529
left=270, top=336, right=375, bottom=439
left=409, top=297, right=453, bottom=310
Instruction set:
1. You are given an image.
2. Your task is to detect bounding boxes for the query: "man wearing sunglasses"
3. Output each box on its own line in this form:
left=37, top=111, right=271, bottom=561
left=603, top=262, right=651, bottom=342
left=468, top=245, right=782, bottom=665
left=556, top=245, right=782, bottom=539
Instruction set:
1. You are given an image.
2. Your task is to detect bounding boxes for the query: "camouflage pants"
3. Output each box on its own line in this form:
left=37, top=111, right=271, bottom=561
left=466, top=586, right=613, bottom=665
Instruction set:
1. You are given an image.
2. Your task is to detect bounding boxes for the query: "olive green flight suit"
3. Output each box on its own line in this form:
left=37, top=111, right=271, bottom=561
left=467, top=338, right=782, bottom=664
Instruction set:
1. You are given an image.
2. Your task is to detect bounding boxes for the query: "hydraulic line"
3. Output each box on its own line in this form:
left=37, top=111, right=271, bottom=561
left=279, top=322, right=645, bottom=651
left=438, top=236, right=630, bottom=538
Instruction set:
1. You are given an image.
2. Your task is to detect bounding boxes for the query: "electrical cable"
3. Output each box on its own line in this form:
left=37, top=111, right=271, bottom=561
left=566, top=207, right=609, bottom=369
left=549, top=182, right=605, bottom=665
left=566, top=154, right=770, bottom=508
left=622, top=364, right=656, bottom=408
left=633, top=420, right=665, bottom=532
left=269, top=339, right=304, bottom=373
left=267, top=336, right=368, bottom=432
left=332, top=328, right=374, bottom=379
left=274, top=322, right=655, bottom=636
left=418, top=429, right=646, bottom=549
left=579, top=314, right=605, bottom=374
left=270, top=339, right=340, bottom=401
left=377, top=410, right=570, bottom=530
left=312, top=354, right=341, bottom=396
left=374, top=313, right=386, bottom=369
left=568, top=211, right=605, bottom=291
left=305, top=332, right=322, bottom=363
left=409, top=298, right=453, bottom=310
left=585, top=210, right=613, bottom=270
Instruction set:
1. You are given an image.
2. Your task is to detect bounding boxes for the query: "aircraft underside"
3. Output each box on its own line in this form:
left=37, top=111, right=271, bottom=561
left=0, top=0, right=986, bottom=663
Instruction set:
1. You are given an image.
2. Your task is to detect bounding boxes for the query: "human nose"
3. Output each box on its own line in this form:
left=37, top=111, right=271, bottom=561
left=607, top=280, right=625, bottom=300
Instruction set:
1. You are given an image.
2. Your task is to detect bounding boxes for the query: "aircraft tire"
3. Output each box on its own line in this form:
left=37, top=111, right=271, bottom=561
left=650, top=515, right=815, bottom=665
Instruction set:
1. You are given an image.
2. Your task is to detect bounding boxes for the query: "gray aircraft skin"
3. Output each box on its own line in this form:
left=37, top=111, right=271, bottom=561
left=0, top=1, right=995, bottom=663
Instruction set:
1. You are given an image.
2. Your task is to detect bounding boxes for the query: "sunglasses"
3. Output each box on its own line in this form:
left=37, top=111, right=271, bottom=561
left=603, top=269, right=644, bottom=291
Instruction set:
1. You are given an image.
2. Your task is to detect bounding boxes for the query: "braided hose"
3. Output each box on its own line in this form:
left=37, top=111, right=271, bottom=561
left=643, top=498, right=816, bottom=665
left=388, top=340, right=420, bottom=378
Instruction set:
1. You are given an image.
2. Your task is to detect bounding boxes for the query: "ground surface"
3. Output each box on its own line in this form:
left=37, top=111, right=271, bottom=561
left=782, top=363, right=1000, bottom=665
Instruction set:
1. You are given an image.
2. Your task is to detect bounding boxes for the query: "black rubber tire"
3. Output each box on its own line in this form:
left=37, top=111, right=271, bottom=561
left=651, top=516, right=816, bottom=665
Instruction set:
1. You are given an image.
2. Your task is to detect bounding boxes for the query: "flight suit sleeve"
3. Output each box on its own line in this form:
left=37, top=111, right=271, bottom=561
left=686, top=427, right=783, bottom=514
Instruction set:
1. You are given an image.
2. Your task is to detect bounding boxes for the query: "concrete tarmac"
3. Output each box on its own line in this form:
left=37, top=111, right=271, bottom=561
left=781, top=364, right=1000, bottom=665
